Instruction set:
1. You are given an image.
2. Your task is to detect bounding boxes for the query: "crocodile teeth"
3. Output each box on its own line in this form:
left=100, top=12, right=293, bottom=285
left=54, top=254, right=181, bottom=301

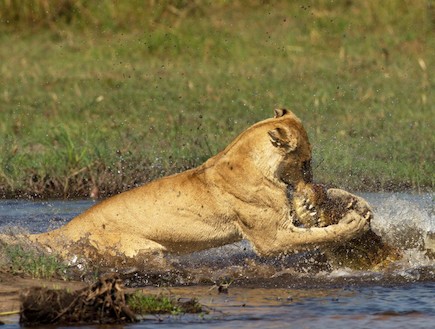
left=346, top=199, right=357, bottom=209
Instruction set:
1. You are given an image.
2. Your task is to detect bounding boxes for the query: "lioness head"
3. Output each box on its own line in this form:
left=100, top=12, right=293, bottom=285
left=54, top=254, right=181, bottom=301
left=268, top=108, right=312, bottom=187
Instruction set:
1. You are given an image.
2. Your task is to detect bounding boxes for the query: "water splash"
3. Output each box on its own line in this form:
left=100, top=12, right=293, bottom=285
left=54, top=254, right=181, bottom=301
left=365, top=193, right=434, bottom=252
left=0, top=193, right=434, bottom=287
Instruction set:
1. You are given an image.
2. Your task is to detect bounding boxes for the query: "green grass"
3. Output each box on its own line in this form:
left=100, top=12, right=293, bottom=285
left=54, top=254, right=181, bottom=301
left=126, top=291, right=203, bottom=315
left=2, top=244, right=67, bottom=279
left=0, top=1, right=433, bottom=197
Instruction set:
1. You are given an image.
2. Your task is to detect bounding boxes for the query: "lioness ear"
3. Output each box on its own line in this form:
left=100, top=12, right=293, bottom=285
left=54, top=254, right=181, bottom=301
left=268, top=127, right=298, bottom=152
left=274, top=108, right=289, bottom=118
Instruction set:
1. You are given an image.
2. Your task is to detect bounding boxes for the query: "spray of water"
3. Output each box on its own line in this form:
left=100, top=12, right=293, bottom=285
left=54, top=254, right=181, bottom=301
left=0, top=193, right=434, bottom=287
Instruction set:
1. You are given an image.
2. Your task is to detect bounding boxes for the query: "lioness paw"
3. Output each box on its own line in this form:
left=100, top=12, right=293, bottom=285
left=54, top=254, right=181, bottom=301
left=339, top=210, right=370, bottom=234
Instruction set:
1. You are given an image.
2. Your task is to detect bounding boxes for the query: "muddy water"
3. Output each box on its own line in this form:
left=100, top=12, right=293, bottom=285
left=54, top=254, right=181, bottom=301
left=0, top=192, right=434, bottom=328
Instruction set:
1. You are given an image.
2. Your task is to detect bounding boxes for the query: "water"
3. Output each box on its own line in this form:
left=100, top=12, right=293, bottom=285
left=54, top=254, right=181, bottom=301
left=0, top=199, right=95, bottom=234
left=0, top=192, right=434, bottom=328
left=2, top=284, right=435, bottom=329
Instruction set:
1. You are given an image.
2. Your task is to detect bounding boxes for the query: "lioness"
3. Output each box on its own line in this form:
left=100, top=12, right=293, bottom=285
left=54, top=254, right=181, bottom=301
left=29, top=109, right=369, bottom=258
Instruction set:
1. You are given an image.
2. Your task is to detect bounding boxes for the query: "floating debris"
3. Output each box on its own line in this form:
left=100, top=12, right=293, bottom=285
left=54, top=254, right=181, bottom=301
left=20, top=274, right=137, bottom=325
left=19, top=273, right=205, bottom=326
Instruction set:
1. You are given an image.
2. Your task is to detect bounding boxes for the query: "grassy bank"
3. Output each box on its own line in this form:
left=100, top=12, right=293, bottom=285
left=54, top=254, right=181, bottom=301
left=0, top=1, right=433, bottom=198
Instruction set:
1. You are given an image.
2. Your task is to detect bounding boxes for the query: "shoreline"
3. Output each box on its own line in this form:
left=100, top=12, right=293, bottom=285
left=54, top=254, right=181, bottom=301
left=1, top=182, right=433, bottom=201
left=2, top=270, right=435, bottom=326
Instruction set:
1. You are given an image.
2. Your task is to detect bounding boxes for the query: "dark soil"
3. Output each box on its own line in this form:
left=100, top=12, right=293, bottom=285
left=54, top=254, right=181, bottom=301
left=20, top=274, right=137, bottom=325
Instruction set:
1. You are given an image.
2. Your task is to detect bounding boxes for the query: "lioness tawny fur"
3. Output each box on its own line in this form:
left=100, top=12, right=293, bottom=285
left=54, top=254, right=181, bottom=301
left=29, top=109, right=370, bottom=258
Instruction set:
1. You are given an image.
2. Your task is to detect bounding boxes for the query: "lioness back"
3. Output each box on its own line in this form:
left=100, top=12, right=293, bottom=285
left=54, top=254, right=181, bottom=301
left=31, top=167, right=243, bottom=256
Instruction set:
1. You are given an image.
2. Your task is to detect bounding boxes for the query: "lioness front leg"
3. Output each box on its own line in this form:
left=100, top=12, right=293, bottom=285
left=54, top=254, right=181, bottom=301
left=251, top=210, right=369, bottom=256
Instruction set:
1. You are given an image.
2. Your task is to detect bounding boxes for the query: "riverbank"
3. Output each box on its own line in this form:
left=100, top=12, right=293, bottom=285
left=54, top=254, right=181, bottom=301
left=1, top=272, right=435, bottom=328
left=0, top=272, right=85, bottom=315
left=0, top=1, right=433, bottom=198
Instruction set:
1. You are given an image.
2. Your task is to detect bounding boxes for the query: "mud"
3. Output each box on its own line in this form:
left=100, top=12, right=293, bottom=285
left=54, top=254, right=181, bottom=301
left=20, top=274, right=137, bottom=325
left=0, top=272, right=86, bottom=315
